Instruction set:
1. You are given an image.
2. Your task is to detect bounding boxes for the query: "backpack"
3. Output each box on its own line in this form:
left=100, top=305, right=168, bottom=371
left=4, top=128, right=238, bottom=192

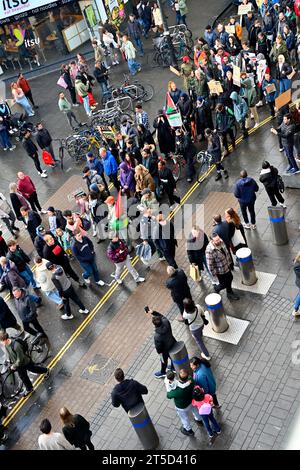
left=12, top=337, right=29, bottom=355
left=80, top=215, right=91, bottom=231
left=277, top=174, right=285, bottom=194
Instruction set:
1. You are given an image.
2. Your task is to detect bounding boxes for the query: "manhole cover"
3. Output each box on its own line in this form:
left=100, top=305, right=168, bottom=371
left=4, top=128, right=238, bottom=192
left=81, top=354, right=118, bottom=384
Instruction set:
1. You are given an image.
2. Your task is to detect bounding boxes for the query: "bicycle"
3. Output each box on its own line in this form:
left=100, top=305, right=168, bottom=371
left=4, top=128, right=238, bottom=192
left=149, top=36, right=173, bottom=68
left=53, top=138, right=67, bottom=170
left=108, top=74, right=154, bottom=106
left=91, top=103, right=134, bottom=127
left=168, top=24, right=193, bottom=39
left=170, top=153, right=186, bottom=181
left=65, top=128, right=105, bottom=162
left=196, top=150, right=214, bottom=180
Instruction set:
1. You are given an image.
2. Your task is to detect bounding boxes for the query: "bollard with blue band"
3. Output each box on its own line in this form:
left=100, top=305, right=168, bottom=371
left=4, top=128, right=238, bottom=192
left=205, top=293, right=229, bottom=333
left=268, top=206, right=288, bottom=245
left=236, top=247, right=257, bottom=286
left=128, top=403, right=159, bottom=449
left=169, top=341, right=192, bottom=376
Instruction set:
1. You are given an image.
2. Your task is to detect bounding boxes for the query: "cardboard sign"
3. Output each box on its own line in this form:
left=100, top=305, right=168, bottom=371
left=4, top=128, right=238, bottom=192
left=208, top=80, right=223, bottom=95
left=238, top=3, right=252, bottom=15
left=233, top=64, right=241, bottom=86
left=170, top=66, right=181, bottom=76
left=275, top=88, right=291, bottom=110
left=266, top=83, right=276, bottom=94
left=225, top=25, right=236, bottom=34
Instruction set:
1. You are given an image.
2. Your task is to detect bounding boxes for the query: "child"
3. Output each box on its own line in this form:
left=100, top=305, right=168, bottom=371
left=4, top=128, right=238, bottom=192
left=55, top=227, right=73, bottom=259
left=192, top=386, right=221, bottom=439
left=164, top=370, right=191, bottom=392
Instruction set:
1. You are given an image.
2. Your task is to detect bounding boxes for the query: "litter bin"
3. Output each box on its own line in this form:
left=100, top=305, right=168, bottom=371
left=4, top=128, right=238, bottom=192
left=169, top=341, right=191, bottom=376
left=205, top=293, right=229, bottom=333
left=268, top=206, right=288, bottom=245
left=236, top=247, right=257, bottom=286
left=128, top=403, right=159, bottom=450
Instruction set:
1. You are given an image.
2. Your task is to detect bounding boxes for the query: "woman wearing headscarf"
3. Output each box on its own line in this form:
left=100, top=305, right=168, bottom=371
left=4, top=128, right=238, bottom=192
left=153, top=110, right=175, bottom=157
left=119, top=161, right=135, bottom=197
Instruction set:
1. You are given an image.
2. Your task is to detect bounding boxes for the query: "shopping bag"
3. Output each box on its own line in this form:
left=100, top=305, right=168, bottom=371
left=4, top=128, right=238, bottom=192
left=189, top=263, right=201, bottom=281
left=42, top=150, right=55, bottom=165
left=57, top=76, right=68, bottom=89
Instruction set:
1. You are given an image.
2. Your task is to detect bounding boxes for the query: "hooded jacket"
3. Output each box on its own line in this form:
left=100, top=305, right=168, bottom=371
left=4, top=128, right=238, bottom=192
left=0, top=260, right=26, bottom=291
left=14, top=288, right=37, bottom=323
left=75, top=78, right=89, bottom=97
left=165, top=268, right=191, bottom=302
left=111, top=379, right=148, bottom=412
left=193, top=363, right=217, bottom=395
left=259, top=166, right=279, bottom=190
left=7, top=246, right=30, bottom=273
left=101, top=150, right=118, bottom=176
left=119, top=162, right=135, bottom=191
left=36, top=128, right=52, bottom=149
left=24, top=211, right=42, bottom=241
left=234, top=176, right=259, bottom=204
left=153, top=312, right=176, bottom=354
left=230, top=92, right=248, bottom=122
left=72, top=236, right=95, bottom=263
left=86, top=156, right=104, bottom=175
left=240, top=77, right=257, bottom=107
left=35, top=258, right=57, bottom=292
left=107, top=239, right=128, bottom=263
left=51, top=265, right=72, bottom=296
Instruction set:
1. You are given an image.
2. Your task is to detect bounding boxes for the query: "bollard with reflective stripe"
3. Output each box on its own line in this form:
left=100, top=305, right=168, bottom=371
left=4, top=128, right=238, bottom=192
left=205, top=293, right=229, bottom=333
left=128, top=403, right=159, bottom=449
left=268, top=206, right=288, bottom=245
left=169, top=341, right=192, bottom=376
left=236, top=247, right=257, bottom=286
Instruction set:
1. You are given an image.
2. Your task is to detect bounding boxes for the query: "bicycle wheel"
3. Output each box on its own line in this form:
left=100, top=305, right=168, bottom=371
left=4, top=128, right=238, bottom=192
left=140, top=83, right=154, bottom=102
left=2, top=371, right=22, bottom=399
left=149, top=51, right=160, bottom=68
left=30, top=341, right=50, bottom=365
left=66, top=136, right=81, bottom=158
left=58, top=146, right=64, bottom=170
left=106, top=96, right=132, bottom=111
left=77, top=141, right=90, bottom=160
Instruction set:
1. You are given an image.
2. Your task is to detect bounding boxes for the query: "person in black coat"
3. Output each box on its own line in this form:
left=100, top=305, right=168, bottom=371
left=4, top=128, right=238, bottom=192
left=212, top=214, right=234, bottom=251
left=0, top=296, right=23, bottom=332
left=111, top=368, right=148, bottom=412
left=259, top=161, right=285, bottom=207
left=174, top=128, right=196, bottom=182
left=151, top=309, right=176, bottom=378
left=153, top=110, right=175, bottom=156
left=93, top=61, right=109, bottom=96
left=60, top=407, right=94, bottom=450
left=158, top=160, right=180, bottom=206
left=177, top=93, right=193, bottom=134
left=61, top=64, right=78, bottom=105
left=20, top=207, right=42, bottom=243
left=195, top=97, right=213, bottom=140
left=186, top=226, right=209, bottom=276
left=21, top=131, right=46, bottom=177
left=0, top=231, right=7, bottom=257
left=165, top=266, right=192, bottom=320
left=137, top=124, right=155, bottom=149
left=155, top=214, right=178, bottom=268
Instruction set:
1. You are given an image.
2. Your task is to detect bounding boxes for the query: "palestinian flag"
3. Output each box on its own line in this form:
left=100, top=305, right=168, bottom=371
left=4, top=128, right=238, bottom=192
left=166, top=92, right=177, bottom=114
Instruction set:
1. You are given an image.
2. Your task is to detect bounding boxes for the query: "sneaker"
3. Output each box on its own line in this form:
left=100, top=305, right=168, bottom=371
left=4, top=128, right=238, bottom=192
left=256, top=100, right=263, bottom=107
left=61, top=313, right=74, bottom=320
left=137, top=67, right=142, bottom=73
left=40, top=172, right=48, bottom=178
left=82, top=275, right=91, bottom=285
left=79, top=308, right=89, bottom=314
left=215, top=173, right=222, bottom=181
left=44, top=369, right=51, bottom=380
left=253, top=123, right=259, bottom=128
left=223, top=170, right=229, bottom=179
left=279, top=147, right=284, bottom=152
left=292, top=310, right=300, bottom=317
left=251, top=224, right=257, bottom=230
left=159, top=256, right=166, bottom=261
left=216, top=430, right=222, bottom=435
left=96, top=280, right=105, bottom=286
left=290, top=169, right=300, bottom=174
left=243, top=223, right=251, bottom=229
left=9, top=145, right=16, bottom=151
left=180, top=427, right=194, bottom=436
left=154, top=371, right=166, bottom=379
left=116, top=278, right=123, bottom=284
left=136, top=277, right=145, bottom=283
left=92, top=230, right=97, bottom=237
left=279, top=202, right=287, bottom=208
left=227, top=293, right=240, bottom=301
left=176, top=315, right=185, bottom=322
left=40, top=209, right=48, bottom=214
left=72, top=103, right=79, bottom=107
left=2, top=148, right=8, bottom=151
left=201, top=352, right=211, bottom=361
left=22, top=389, right=34, bottom=397
left=187, top=178, right=192, bottom=182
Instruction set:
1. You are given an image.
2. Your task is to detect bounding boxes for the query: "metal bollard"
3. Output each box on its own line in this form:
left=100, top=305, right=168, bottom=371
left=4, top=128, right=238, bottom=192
left=128, top=402, right=159, bottom=450
left=169, top=341, right=192, bottom=376
left=268, top=206, right=288, bottom=245
left=236, top=247, right=257, bottom=286
left=205, top=293, right=229, bottom=333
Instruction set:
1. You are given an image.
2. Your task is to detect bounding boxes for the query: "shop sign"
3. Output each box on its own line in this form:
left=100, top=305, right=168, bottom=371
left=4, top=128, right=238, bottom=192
left=1, top=0, right=57, bottom=20
left=13, top=27, right=40, bottom=47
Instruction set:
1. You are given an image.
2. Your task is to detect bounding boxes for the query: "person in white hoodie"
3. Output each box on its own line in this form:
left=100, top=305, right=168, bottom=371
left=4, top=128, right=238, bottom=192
left=38, top=418, right=73, bottom=450
left=34, top=256, right=64, bottom=310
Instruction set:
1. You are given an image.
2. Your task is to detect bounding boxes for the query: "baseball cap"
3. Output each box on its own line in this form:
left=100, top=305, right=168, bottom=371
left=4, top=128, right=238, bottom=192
left=87, top=152, right=93, bottom=158
left=105, top=196, right=115, bottom=205
left=47, top=206, right=55, bottom=213
left=46, top=261, right=55, bottom=270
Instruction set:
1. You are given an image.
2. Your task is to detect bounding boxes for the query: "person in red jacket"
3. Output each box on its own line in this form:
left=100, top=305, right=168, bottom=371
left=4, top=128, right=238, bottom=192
left=16, top=172, right=46, bottom=214
left=17, top=73, right=38, bottom=109
left=295, top=0, right=300, bottom=35
left=107, top=234, right=145, bottom=285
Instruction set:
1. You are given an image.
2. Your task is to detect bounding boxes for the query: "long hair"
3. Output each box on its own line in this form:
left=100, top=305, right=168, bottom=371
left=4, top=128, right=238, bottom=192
left=225, top=207, right=241, bottom=227
left=59, top=407, right=75, bottom=427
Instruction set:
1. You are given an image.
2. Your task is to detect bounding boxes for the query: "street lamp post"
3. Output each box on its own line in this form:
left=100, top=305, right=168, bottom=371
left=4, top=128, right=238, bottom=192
left=156, top=0, right=178, bottom=68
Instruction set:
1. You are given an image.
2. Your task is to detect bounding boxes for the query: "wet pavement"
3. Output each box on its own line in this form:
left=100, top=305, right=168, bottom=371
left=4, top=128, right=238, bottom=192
left=1, top=0, right=300, bottom=451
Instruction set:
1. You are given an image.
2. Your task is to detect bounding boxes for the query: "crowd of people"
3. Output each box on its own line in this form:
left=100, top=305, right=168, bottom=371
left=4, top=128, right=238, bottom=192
left=0, top=0, right=300, bottom=450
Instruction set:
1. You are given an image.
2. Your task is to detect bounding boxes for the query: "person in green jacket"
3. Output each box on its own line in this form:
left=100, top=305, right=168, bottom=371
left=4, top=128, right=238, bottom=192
left=178, top=0, right=188, bottom=25
left=58, top=92, right=82, bottom=130
left=240, top=72, right=259, bottom=129
left=166, top=369, right=202, bottom=436
left=75, top=75, right=91, bottom=117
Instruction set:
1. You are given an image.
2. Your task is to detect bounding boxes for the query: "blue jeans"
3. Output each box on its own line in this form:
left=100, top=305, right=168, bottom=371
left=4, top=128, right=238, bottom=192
left=127, top=59, right=141, bottom=75
left=133, top=37, right=144, bottom=55
left=295, top=288, right=300, bottom=311
left=46, top=289, right=63, bottom=305
left=279, top=78, right=291, bottom=94
left=179, top=14, right=187, bottom=25
left=80, top=260, right=100, bottom=282
left=283, top=145, right=298, bottom=171
left=176, top=11, right=181, bottom=24
left=201, top=411, right=221, bottom=437
left=82, top=95, right=91, bottom=115
left=99, top=81, right=109, bottom=96
left=0, top=129, right=12, bottom=149
left=20, top=265, right=37, bottom=288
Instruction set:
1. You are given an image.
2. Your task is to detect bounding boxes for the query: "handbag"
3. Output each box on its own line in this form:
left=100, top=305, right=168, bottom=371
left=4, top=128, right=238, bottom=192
left=189, top=263, right=201, bottom=281
left=57, top=76, right=68, bottom=89
left=231, top=228, right=245, bottom=248
left=42, top=150, right=55, bottom=165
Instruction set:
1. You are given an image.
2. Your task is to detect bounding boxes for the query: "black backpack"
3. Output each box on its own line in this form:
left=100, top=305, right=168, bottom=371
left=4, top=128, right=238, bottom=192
left=12, top=337, right=29, bottom=355
left=277, top=174, right=285, bottom=194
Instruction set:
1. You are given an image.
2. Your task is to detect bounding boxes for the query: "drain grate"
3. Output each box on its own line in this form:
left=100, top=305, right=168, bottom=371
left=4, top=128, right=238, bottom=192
left=81, top=354, right=118, bottom=384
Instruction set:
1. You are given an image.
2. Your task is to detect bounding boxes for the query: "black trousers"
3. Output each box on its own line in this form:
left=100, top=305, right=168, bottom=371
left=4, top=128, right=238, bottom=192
left=29, top=152, right=43, bottom=174
left=17, top=362, right=48, bottom=391
left=165, top=186, right=180, bottom=206
left=66, top=111, right=80, bottom=129
left=266, top=187, right=284, bottom=206
left=160, top=351, right=174, bottom=374
left=1, top=213, right=17, bottom=234
left=100, top=172, right=110, bottom=193
left=78, top=439, right=94, bottom=451
left=216, top=271, right=233, bottom=294
left=25, top=90, right=35, bottom=107
left=268, top=101, right=275, bottom=117
left=68, top=86, right=77, bottom=105
left=62, top=259, right=79, bottom=283
left=22, top=317, right=47, bottom=338
left=28, top=192, right=42, bottom=212
left=239, top=201, right=256, bottom=225
left=109, top=172, right=120, bottom=191
left=63, top=285, right=86, bottom=316
left=221, top=129, right=235, bottom=152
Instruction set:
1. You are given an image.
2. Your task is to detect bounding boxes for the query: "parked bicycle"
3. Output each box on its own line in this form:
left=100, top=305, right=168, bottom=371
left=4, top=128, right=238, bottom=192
left=196, top=150, right=214, bottom=180
left=104, top=74, right=154, bottom=107
left=170, top=153, right=186, bottom=182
